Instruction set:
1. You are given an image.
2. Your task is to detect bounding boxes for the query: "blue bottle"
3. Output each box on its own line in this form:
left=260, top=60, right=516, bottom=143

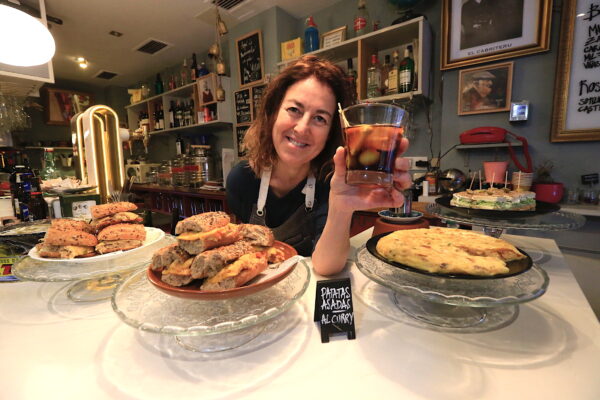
left=304, top=16, right=319, bottom=53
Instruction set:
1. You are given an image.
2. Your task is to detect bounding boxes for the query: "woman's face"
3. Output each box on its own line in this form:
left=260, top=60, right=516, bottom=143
left=272, top=76, right=336, bottom=170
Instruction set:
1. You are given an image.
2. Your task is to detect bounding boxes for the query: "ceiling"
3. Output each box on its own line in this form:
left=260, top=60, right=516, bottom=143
left=31, top=0, right=339, bottom=89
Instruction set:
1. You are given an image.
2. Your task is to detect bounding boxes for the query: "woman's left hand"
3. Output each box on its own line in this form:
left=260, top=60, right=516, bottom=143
left=329, top=138, right=412, bottom=213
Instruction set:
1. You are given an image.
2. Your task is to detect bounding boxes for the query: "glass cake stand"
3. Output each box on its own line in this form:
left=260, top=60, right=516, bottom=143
left=12, top=233, right=176, bottom=302
left=111, top=259, right=311, bottom=353
left=355, top=245, right=549, bottom=331
left=427, top=202, right=586, bottom=237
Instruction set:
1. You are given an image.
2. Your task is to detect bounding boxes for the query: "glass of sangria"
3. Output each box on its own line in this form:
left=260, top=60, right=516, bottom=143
left=341, top=103, right=407, bottom=187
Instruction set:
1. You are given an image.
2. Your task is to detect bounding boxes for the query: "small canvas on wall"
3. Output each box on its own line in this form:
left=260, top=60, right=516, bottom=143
left=458, top=62, right=513, bottom=116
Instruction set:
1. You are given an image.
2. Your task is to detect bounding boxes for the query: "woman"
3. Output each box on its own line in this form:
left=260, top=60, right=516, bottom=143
left=227, top=55, right=411, bottom=276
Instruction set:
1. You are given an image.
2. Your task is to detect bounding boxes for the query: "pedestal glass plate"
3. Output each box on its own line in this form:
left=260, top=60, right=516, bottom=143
left=355, top=245, right=549, bottom=331
left=12, top=228, right=174, bottom=302
left=111, top=259, right=311, bottom=353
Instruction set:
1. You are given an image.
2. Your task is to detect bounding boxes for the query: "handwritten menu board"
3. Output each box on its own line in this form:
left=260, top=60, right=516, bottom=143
left=251, top=84, right=267, bottom=120
left=551, top=0, right=600, bottom=141
left=234, top=88, right=251, bottom=124
left=236, top=125, right=249, bottom=157
left=236, top=30, right=264, bottom=88
left=314, top=278, right=356, bottom=343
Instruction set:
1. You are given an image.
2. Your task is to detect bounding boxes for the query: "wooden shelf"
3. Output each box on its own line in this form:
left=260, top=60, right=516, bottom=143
left=125, top=82, right=196, bottom=109
left=149, top=120, right=232, bottom=135
left=456, top=143, right=523, bottom=150
left=24, top=146, right=72, bottom=151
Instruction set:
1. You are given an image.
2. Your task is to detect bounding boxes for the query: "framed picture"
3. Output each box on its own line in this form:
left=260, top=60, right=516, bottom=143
left=234, top=88, right=252, bottom=125
left=236, top=30, right=264, bottom=88
left=43, top=87, right=94, bottom=125
left=550, top=0, right=600, bottom=142
left=458, top=61, right=513, bottom=115
left=235, top=125, right=250, bottom=157
left=321, top=26, right=347, bottom=49
left=251, top=83, right=267, bottom=120
left=196, top=74, right=216, bottom=105
left=441, top=0, right=552, bottom=70
left=281, top=37, right=302, bottom=61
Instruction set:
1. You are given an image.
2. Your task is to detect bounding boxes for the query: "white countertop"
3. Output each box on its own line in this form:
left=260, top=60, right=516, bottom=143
left=1, top=231, right=599, bottom=400
left=560, top=203, right=600, bottom=217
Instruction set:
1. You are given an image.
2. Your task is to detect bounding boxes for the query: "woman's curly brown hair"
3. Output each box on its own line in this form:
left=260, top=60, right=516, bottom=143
left=242, top=55, right=355, bottom=177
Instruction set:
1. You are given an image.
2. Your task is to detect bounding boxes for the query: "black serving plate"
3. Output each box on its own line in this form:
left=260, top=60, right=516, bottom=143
left=366, top=232, right=533, bottom=280
left=0, top=220, right=50, bottom=248
left=435, top=196, right=560, bottom=219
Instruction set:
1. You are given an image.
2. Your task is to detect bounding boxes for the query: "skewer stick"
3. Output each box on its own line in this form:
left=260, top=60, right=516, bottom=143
left=517, top=172, right=521, bottom=190
left=504, top=171, right=508, bottom=188
left=491, top=172, right=495, bottom=188
left=478, top=170, right=482, bottom=189
left=337, top=103, right=349, bottom=128
left=469, top=171, right=475, bottom=190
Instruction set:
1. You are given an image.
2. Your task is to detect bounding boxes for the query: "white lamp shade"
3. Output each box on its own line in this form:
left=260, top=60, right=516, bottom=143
left=0, top=4, right=56, bottom=67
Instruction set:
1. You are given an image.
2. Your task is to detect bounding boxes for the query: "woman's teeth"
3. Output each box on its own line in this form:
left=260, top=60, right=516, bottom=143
left=287, top=137, right=307, bottom=147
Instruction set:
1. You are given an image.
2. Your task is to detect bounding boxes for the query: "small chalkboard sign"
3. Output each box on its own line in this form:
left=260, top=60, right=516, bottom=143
left=236, top=30, right=264, bottom=88
left=251, top=84, right=267, bottom=120
left=236, top=125, right=250, bottom=157
left=234, top=89, right=252, bottom=124
left=582, top=173, right=599, bottom=185
left=314, top=278, right=356, bottom=343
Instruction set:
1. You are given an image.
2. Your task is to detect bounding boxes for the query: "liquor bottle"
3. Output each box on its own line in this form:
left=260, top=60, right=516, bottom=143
left=191, top=53, right=198, bottom=81
left=183, top=101, right=190, bottom=126
left=380, top=54, right=391, bottom=95
left=399, top=46, right=415, bottom=93
left=168, top=101, right=175, bottom=128
left=304, top=16, right=319, bottom=53
left=175, top=101, right=183, bottom=127
left=189, top=100, right=195, bottom=124
left=346, top=58, right=358, bottom=101
left=181, top=58, right=189, bottom=86
left=387, top=50, right=400, bottom=95
left=154, top=73, right=163, bottom=95
left=366, top=54, right=381, bottom=99
left=158, top=104, right=165, bottom=130
left=40, top=148, right=59, bottom=181
left=175, top=135, right=184, bottom=156
left=353, top=0, right=370, bottom=38
left=197, top=61, right=209, bottom=77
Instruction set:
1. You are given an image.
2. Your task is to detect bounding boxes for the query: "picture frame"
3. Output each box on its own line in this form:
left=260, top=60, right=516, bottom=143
left=234, top=88, right=252, bottom=125
left=441, top=0, right=552, bottom=70
left=550, top=0, right=600, bottom=142
left=43, top=87, right=94, bottom=125
left=196, top=74, right=216, bottom=106
left=321, top=26, right=347, bottom=49
left=251, top=83, right=267, bottom=120
left=457, top=61, right=513, bottom=116
left=235, top=124, right=250, bottom=157
left=281, top=37, right=302, bottom=61
left=236, top=30, right=264, bottom=88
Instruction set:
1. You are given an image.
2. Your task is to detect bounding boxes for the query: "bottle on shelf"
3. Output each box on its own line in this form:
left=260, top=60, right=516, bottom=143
left=353, top=0, right=370, bottom=38
left=168, top=101, right=175, bottom=128
left=181, top=58, right=189, bottom=86
left=10, top=165, right=33, bottom=222
left=304, top=16, right=319, bottom=53
left=399, top=45, right=415, bottom=93
left=40, top=148, right=60, bottom=181
left=189, top=100, right=195, bottom=125
left=366, top=54, right=381, bottom=99
left=346, top=58, right=358, bottom=102
left=191, top=53, right=198, bottom=81
left=380, top=54, right=391, bottom=95
left=158, top=104, right=165, bottom=130
left=386, top=50, right=400, bottom=95
left=154, top=73, right=163, bottom=95
left=197, top=61, right=209, bottom=77
left=175, top=101, right=183, bottom=127
left=175, top=135, right=184, bottom=156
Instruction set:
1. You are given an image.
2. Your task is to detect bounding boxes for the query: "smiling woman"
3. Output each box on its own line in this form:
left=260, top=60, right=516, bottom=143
left=226, top=55, right=412, bottom=275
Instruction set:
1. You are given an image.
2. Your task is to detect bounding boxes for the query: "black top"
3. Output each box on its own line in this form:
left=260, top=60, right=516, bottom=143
left=226, top=161, right=330, bottom=251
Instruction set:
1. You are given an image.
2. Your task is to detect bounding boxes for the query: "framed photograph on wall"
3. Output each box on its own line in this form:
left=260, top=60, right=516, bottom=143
left=236, top=30, right=264, bottom=88
left=550, top=0, right=600, bottom=142
left=197, top=74, right=216, bottom=105
left=441, top=0, right=552, bottom=70
left=43, top=87, right=94, bottom=125
left=321, top=26, right=347, bottom=49
left=458, top=61, right=513, bottom=115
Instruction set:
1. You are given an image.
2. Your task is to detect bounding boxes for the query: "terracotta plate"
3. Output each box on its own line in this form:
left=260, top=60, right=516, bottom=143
left=147, top=241, right=301, bottom=300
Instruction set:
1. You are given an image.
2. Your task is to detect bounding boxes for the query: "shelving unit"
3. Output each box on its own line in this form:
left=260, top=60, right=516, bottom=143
left=277, top=17, right=432, bottom=102
left=456, top=143, right=523, bottom=150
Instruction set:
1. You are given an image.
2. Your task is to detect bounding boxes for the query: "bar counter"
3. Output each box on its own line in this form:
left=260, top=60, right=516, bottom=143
left=1, top=231, right=599, bottom=399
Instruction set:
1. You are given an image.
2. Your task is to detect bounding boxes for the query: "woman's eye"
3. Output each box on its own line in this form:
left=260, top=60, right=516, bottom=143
left=287, top=107, right=301, bottom=115
left=314, top=115, right=328, bottom=125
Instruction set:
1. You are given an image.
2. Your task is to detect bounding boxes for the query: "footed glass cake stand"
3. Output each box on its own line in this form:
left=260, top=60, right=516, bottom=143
left=12, top=231, right=175, bottom=302
left=111, top=260, right=311, bottom=353
left=355, top=245, right=549, bottom=331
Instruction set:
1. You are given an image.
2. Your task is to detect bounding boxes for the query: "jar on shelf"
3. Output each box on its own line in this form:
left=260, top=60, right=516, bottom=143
left=171, top=155, right=187, bottom=187
left=158, top=160, right=172, bottom=186
left=186, top=154, right=203, bottom=189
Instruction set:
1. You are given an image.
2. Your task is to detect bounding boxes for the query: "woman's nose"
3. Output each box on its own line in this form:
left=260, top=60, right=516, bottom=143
left=294, top=114, right=311, bottom=135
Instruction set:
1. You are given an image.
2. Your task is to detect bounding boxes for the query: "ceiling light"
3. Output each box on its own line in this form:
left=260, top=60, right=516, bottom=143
left=77, top=57, right=86, bottom=62
left=109, top=30, right=123, bottom=37
left=0, top=4, right=56, bottom=67
left=78, top=59, right=88, bottom=69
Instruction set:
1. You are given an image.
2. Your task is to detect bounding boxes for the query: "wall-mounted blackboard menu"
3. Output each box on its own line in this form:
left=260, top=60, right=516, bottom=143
left=236, top=125, right=250, bottom=157
left=236, top=30, right=264, bottom=88
left=251, top=84, right=267, bottom=120
left=314, top=278, right=356, bottom=343
left=234, top=88, right=251, bottom=125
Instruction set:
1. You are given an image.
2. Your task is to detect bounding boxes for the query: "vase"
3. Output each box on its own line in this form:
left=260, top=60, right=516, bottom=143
left=532, top=182, right=564, bottom=203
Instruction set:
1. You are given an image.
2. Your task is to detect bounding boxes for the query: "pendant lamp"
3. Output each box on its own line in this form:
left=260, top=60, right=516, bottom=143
left=0, top=4, right=56, bottom=67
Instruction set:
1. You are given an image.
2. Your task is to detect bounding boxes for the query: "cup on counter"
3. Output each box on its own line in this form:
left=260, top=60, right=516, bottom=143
left=483, top=161, right=508, bottom=185
left=341, top=103, right=407, bottom=188
left=511, top=171, right=534, bottom=191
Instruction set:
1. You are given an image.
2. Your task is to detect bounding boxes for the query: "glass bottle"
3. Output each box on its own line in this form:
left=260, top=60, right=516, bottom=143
left=346, top=58, right=358, bottom=102
left=191, top=53, right=198, bottom=81
left=181, top=58, right=189, bottom=86
left=40, top=148, right=59, bottom=181
left=197, top=61, right=209, bottom=77
left=366, top=54, right=381, bottom=99
left=353, top=0, right=370, bottom=38
left=154, top=73, right=163, bottom=95
left=387, top=50, right=400, bottom=95
left=380, top=54, right=391, bottom=95
left=304, top=16, right=319, bottom=53
left=399, top=46, right=415, bottom=93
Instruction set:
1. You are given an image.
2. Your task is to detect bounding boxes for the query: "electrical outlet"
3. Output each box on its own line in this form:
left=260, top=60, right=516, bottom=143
left=405, top=156, right=428, bottom=170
